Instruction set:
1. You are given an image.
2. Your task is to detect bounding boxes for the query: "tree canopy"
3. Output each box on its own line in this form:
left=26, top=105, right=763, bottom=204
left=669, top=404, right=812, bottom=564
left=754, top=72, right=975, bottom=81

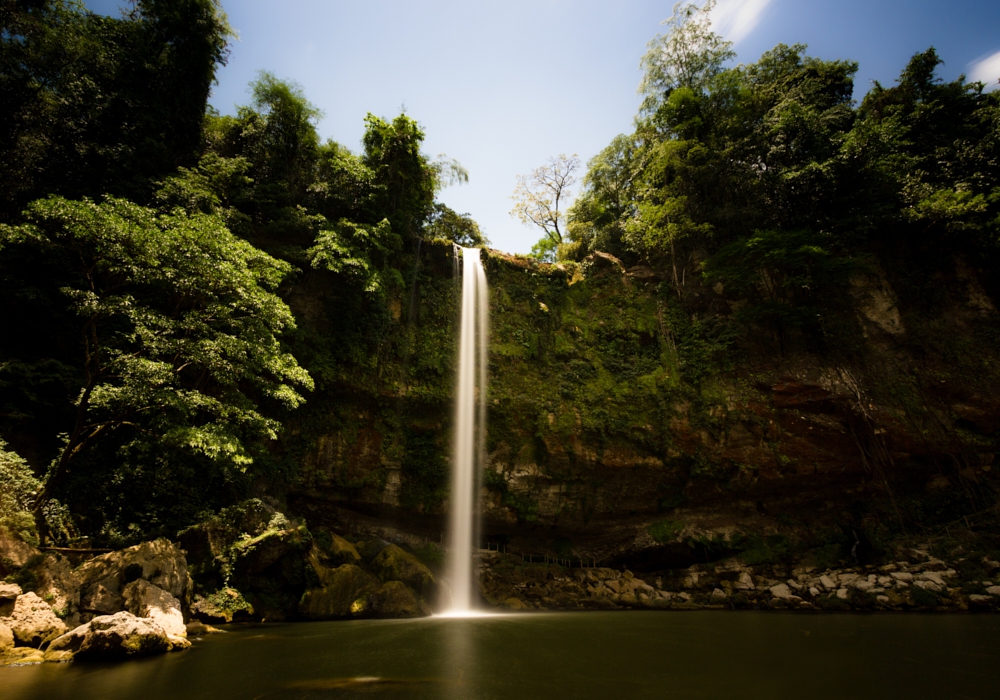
left=567, top=2, right=1000, bottom=351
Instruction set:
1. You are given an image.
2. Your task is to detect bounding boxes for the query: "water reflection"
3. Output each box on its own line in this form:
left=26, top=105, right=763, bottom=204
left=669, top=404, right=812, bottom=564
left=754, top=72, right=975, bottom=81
left=3, top=613, right=999, bottom=700
left=443, top=617, right=473, bottom=699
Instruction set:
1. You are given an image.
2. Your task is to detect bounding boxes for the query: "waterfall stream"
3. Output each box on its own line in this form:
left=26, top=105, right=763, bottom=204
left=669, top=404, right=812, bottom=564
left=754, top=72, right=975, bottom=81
left=444, top=246, right=488, bottom=614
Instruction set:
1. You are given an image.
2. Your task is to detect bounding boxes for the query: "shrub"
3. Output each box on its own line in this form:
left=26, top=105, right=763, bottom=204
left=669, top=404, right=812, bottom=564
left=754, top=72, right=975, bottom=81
left=649, top=520, right=683, bottom=544
left=0, top=440, right=41, bottom=545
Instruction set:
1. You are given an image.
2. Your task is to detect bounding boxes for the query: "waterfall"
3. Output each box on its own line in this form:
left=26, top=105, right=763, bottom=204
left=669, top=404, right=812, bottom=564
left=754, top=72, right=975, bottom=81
left=445, top=246, right=488, bottom=614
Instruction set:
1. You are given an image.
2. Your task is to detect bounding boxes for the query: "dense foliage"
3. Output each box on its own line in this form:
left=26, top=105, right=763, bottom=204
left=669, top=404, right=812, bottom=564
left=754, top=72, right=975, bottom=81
left=1, top=0, right=996, bottom=552
left=0, top=1, right=472, bottom=544
left=566, top=2, right=1000, bottom=353
left=0, top=0, right=233, bottom=219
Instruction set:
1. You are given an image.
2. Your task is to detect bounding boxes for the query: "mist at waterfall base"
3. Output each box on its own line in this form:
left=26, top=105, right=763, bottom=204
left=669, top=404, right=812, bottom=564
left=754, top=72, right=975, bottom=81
left=442, top=246, right=489, bottom=617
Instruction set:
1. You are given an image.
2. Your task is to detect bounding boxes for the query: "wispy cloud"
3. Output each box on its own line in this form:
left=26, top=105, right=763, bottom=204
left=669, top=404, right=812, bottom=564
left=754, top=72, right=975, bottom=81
left=968, top=50, right=1000, bottom=91
left=709, top=0, right=773, bottom=45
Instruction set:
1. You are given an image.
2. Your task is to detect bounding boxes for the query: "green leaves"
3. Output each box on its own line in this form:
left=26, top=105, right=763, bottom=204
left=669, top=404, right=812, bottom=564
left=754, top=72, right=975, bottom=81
left=423, top=203, right=488, bottom=247
left=308, top=218, right=402, bottom=295
left=0, top=0, right=234, bottom=219
left=1, top=194, right=312, bottom=483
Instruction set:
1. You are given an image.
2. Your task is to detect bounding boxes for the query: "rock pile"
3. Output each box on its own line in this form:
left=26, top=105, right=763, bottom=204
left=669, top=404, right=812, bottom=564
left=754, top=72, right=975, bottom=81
left=0, top=536, right=196, bottom=666
left=480, top=549, right=1000, bottom=612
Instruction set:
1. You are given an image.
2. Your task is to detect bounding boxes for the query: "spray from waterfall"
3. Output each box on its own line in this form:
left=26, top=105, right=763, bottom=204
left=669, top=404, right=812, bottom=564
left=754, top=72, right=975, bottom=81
left=444, top=246, right=488, bottom=614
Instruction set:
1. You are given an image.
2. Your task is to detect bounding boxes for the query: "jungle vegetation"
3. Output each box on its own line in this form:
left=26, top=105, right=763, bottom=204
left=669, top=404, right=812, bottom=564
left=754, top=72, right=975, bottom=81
left=0, top=0, right=997, bottom=547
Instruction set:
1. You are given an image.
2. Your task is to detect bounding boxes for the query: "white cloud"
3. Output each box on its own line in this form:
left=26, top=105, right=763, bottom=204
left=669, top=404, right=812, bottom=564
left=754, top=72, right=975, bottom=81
left=708, top=0, right=773, bottom=45
left=968, top=50, right=1000, bottom=91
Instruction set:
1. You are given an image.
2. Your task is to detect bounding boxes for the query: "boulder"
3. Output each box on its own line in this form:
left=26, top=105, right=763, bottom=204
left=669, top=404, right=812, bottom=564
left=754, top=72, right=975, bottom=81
left=500, top=597, right=528, bottom=611
left=0, top=620, right=13, bottom=652
left=299, top=564, right=379, bottom=620
left=77, top=538, right=190, bottom=616
left=17, top=553, right=81, bottom=625
left=0, top=582, right=21, bottom=617
left=370, top=544, right=435, bottom=596
left=190, top=588, right=254, bottom=623
left=769, top=583, right=793, bottom=600
left=368, top=581, right=423, bottom=618
left=47, top=611, right=176, bottom=660
left=355, top=539, right=391, bottom=563
left=230, top=527, right=306, bottom=576
left=43, top=649, right=74, bottom=663
left=985, top=586, right=1000, bottom=596
left=185, top=620, right=224, bottom=636
left=122, top=579, right=186, bottom=638
left=323, top=533, right=362, bottom=566
left=2, top=592, right=67, bottom=647
left=80, top=582, right=124, bottom=616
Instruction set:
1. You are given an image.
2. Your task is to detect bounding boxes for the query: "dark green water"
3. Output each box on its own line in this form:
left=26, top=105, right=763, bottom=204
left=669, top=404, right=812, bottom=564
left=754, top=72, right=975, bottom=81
left=2, top=612, right=998, bottom=700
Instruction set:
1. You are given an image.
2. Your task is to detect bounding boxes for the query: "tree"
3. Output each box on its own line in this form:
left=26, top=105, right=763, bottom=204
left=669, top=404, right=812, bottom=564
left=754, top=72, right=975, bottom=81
left=238, top=71, right=322, bottom=195
left=510, top=154, right=580, bottom=261
left=567, top=134, right=640, bottom=260
left=423, top=203, right=488, bottom=247
left=362, top=114, right=439, bottom=240
left=638, top=0, right=735, bottom=120
left=0, top=0, right=233, bottom=220
left=0, top=195, right=312, bottom=541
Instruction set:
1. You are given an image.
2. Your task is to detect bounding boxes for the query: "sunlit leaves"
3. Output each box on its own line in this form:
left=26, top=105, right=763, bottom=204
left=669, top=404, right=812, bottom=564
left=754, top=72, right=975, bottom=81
left=0, top=195, right=312, bottom=478
left=308, top=218, right=401, bottom=294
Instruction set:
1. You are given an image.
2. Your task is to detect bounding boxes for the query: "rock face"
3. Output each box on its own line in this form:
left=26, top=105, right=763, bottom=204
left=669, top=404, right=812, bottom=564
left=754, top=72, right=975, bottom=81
left=77, top=538, right=191, bottom=618
left=299, top=564, right=379, bottom=619
left=47, top=612, right=176, bottom=660
left=286, top=245, right=1000, bottom=574
left=1, top=592, right=67, bottom=647
left=123, top=579, right=186, bottom=638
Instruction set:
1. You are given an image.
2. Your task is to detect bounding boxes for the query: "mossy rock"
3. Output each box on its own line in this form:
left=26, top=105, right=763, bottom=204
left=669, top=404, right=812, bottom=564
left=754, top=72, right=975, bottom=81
left=232, top=526, right=310, bottom=576
left=909, top=585, right=942, bottom=608
left=191, top=587, right=254, bottom=623
left=355, top=539, right=391, bottom=564
left=369, top=544, right=435, bottom=596
left=314, top=531, right=361, bottom=567
left=298, top=565, right=379, bottom=620
left=369, top=581, right=425, bottom=618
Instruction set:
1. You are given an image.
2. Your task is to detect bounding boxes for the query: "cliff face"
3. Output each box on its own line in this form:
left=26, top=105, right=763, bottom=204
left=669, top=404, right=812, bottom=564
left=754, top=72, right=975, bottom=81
left=285, top=242, right=1000, bottom=569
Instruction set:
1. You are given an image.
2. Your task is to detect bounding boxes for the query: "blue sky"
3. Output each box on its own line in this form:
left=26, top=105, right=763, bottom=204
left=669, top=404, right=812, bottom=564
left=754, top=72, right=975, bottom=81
left=87, top=0, right=1000, bottom=254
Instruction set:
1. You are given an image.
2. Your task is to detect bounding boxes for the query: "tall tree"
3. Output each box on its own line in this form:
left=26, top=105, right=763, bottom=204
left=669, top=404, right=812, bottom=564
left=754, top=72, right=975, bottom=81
left=510, top=154, right=580, bottom=261
left=0, top=0, right=233, bottom=220
left=638, top=0, right=735, bottom=120
left=0, top=195, right=312, bottom=541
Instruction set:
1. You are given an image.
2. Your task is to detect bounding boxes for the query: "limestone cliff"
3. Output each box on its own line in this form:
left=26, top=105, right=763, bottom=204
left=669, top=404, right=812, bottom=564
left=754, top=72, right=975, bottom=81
left=284, top=241, right=1000, bottom=570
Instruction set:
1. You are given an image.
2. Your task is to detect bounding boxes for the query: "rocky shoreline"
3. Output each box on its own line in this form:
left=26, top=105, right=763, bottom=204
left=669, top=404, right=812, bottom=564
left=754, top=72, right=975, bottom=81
left=0, top=537, right=222, bottom=667
left=3, top=521, right=999, bottom=669
left=480, top=547, right=1000, bottom=613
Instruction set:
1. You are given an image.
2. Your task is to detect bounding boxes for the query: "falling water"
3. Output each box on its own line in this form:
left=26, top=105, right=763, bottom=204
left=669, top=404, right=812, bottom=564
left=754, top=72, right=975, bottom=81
left=445, top=246, right=488, bottom=614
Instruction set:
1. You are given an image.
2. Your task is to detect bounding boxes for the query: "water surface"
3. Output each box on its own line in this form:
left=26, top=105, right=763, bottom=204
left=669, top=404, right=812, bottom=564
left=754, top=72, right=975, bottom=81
left=3, top=612, right=998, bottom=699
